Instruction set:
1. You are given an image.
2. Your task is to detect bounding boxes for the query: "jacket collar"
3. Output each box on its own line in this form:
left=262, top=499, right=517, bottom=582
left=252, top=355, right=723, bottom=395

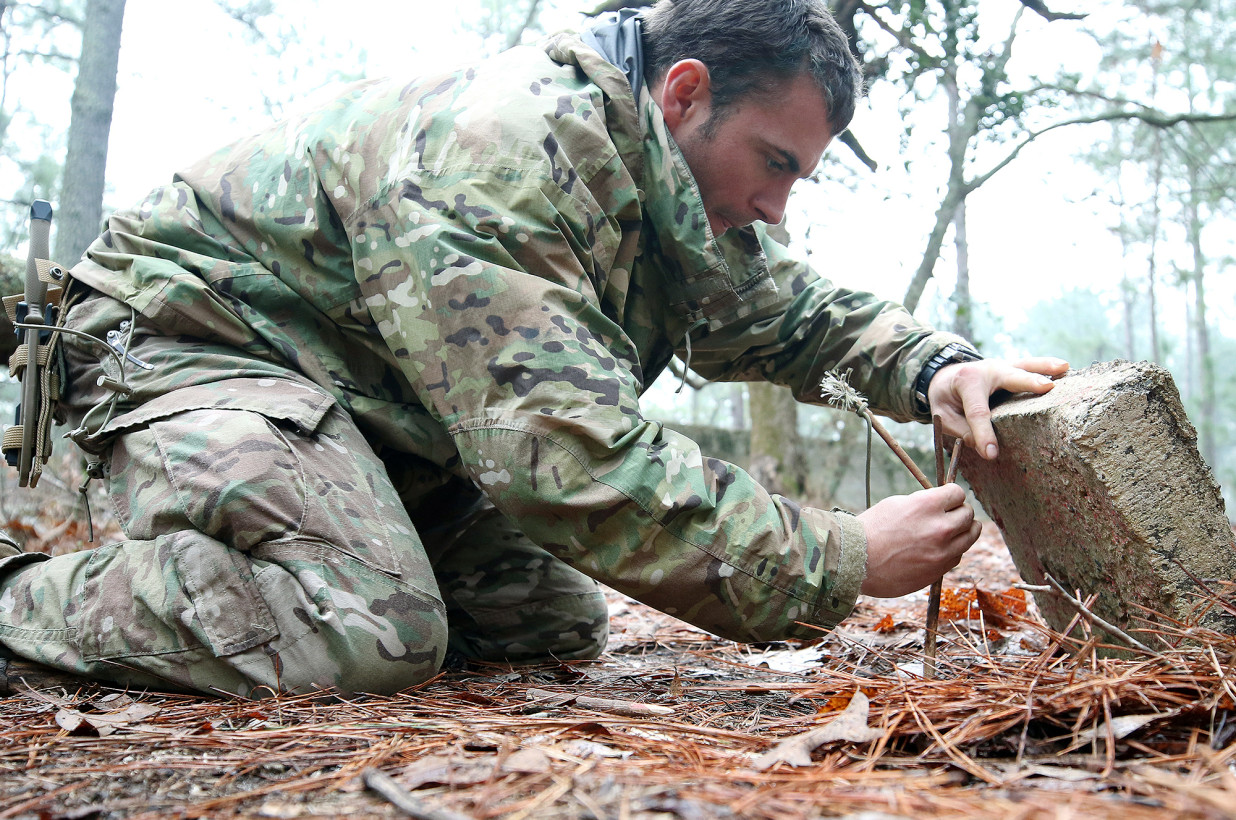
left=636, top=87, right=781, bottom=330
left=550, top=28, right=782, bottom=331
left=580, top=9, right=646, bottom=100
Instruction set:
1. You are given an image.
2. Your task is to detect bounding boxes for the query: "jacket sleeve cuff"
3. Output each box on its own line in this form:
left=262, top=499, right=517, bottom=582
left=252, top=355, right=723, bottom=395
left=815, top=509, right=867, bottom=626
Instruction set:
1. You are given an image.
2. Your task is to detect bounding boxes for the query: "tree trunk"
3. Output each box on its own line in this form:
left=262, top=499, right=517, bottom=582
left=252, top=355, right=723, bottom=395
left=53, top=0, right=126, bottom=266
left=0, top=0, right=16, bottom=149
left=729, top=383, right=745, bottom=429
left=1146, top=140, right=1162, bottom=365
left=1110, top=125, right=1138, bottom=362
left=1145, top=48, right=1163, bottom=365
left=903, top=18, right=969, bottom=316
left=944, top=0, right=971, bottom=340
left=747, top=381, right=805, bottom=498
left=951, top=201, right=972, bottom=341
left=504, top=0, right=542, bottom=51
left=1186, top=164, right=1215, bottom=467
left=902, top=180, right=963, bottom=315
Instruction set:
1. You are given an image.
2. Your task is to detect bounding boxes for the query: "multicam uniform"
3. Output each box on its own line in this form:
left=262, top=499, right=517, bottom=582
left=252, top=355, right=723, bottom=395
left=0, top=26, right=968, bottom=696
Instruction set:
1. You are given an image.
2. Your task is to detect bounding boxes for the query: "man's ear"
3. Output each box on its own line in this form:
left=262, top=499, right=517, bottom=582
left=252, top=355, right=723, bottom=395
left=657, top=59, right=712, bottom=132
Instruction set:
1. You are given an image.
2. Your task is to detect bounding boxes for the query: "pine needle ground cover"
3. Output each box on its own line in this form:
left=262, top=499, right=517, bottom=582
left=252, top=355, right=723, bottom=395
left=3, top=526, right=1236, bottom=820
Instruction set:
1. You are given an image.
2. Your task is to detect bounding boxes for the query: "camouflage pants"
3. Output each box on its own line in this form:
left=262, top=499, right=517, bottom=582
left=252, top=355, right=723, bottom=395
left=0, top=291, right=607, bottom=696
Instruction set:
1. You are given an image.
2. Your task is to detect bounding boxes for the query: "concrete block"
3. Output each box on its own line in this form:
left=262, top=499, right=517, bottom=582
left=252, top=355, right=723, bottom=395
left=958, top=360, right=1236, bottom=650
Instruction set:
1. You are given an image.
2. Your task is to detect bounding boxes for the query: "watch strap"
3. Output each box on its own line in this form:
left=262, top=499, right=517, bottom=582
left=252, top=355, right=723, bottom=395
left=913, top=342, right=983, bottom=415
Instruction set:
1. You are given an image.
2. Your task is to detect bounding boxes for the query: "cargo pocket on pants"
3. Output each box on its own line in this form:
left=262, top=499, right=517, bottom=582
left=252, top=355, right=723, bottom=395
left=100, top=378, right=401, bottom=576
left=79, top=532, right=279, bottom=662
left=172, top=534, right=280, bottom=656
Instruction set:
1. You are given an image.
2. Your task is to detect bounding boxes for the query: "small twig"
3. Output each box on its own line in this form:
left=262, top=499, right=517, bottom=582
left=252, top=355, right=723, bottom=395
left=1014, top=576, right=1158, bottom=655
left=945, top=443, right=963, bottom=485
left=924, top=416, right=948, bottom=679
left=525, top=688, right=674, bottom=717
left=362, top=768, right=476, bottom=820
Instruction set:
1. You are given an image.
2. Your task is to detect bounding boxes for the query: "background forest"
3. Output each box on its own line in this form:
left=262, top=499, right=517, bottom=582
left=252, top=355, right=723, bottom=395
left=1, top=0, right=1233, bottom=519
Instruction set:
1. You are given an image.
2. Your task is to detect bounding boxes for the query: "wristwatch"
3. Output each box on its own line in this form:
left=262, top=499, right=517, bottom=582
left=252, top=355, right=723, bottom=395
left=913, top=342, right=983, bottom=415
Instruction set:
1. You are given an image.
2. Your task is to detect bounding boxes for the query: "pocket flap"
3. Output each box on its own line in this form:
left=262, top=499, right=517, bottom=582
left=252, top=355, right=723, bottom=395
left=101, top=377, right=335, bottom=438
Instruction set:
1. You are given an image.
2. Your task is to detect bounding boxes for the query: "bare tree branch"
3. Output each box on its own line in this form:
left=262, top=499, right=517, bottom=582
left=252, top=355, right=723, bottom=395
left=838, top=130, right=878, bottom=172
left=14, top=47, right=77, bottom=64
left=992, top=7, right=1023, bottom=77
left=853, top=1, right=936, bottom=63
left=968, top=109, right=1236, bottom=193
left=212, top=0, right=270, bottom=40
left=10, top=1, right=84, bottom=29
left=1035, top=85, right=1157, bottom=110
left=1017, top=0, right=1086, bottom=23
left=668, top=358, right=709, bottom=391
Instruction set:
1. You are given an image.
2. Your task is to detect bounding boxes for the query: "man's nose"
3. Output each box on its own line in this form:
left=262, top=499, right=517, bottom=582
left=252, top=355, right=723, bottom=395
left=753, top=182, right=793, bottom=226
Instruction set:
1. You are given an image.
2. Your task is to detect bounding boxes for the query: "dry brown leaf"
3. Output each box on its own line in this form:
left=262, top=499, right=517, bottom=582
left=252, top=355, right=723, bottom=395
left=819, top=686, right=880, bottom=713
left=936, top=587, right=1028, bottom=627
left=752, top=690, right=884, bottom=770
left=525, top=687, right=673, bottom=717
left=1068, top=710, right=1179, bottom=751
left=54, top=708, right=91, bottom=735
left=399, top=755, right=492, bottom=789
left=91, top=693, right=134, bottom=710
left=54, top=702, right=160, bottom=737
left=974, top=588, right=1028, bottom=628
left=559, top=739, right=632, bottom=760
left=939, top=588, right=978, bottom=621
left=1023, top=764, right=1101, bottom=783
left=502, top=747, right=551, bottom=773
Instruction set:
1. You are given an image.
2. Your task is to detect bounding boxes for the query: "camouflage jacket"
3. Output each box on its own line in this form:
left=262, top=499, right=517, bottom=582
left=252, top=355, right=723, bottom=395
left=70, top=31, right=969, bottom=642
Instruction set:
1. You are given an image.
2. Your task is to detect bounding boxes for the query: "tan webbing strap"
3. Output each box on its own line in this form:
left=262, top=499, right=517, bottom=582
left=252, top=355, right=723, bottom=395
left=34, top=258, right=66, bottom=286
left=1, top=426, right=22, bottom=452
left=7, top=340, right=57, bottom=376
left=4, top=293, right=63, bottom=323
left=4, top=266, right=63, bottom=323
left=3, top=293, right=21, bottom=323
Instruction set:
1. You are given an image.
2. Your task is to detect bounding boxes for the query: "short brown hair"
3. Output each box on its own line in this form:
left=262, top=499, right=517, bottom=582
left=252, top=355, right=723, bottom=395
left=642, top=0, right=864, bottom=134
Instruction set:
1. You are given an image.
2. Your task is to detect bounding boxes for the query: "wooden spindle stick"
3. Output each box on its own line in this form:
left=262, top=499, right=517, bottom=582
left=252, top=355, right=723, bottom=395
left=924, top=416, right=948, bottom=679
left=946, top=442, right=963, bottom=485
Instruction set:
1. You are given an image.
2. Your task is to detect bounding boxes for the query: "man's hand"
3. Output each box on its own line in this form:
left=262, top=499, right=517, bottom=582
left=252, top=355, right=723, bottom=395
left=927, top=356, right=1069, bottom=460
left=857, top=485, right=980, bottom=597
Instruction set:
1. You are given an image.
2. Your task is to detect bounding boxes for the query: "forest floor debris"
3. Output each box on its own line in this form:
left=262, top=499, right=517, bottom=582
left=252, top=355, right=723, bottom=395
left=3, top=524, right=1236, bottom=819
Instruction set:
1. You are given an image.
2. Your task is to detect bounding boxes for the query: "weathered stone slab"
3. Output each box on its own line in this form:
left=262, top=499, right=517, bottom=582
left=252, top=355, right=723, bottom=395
left=959, top=360, right=1236, bottom=651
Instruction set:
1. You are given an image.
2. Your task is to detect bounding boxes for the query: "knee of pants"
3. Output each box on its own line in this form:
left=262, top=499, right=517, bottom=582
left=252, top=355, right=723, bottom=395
left=35, top=532, right=453, bottom=699
left=286, top=606, right=451, bottom=696
left=447, top=587, right=610, bottom=664
left=156, top=580, right=451, bottom=699
left=239, top=545, right=452, bottom=697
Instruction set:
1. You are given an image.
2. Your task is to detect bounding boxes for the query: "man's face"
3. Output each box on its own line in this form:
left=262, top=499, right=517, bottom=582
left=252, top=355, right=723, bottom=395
left=656, top=63, right=835, bottom=237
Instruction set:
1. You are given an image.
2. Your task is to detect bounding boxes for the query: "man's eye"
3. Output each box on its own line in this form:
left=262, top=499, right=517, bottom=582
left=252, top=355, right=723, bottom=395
left=767, top=157, right=785, bottom=173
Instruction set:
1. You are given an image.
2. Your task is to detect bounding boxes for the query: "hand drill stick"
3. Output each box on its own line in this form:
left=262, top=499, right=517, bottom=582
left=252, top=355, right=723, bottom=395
left=925, top=416, right=947, bottom=678
left=820, top=372, right=962, bottom=679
